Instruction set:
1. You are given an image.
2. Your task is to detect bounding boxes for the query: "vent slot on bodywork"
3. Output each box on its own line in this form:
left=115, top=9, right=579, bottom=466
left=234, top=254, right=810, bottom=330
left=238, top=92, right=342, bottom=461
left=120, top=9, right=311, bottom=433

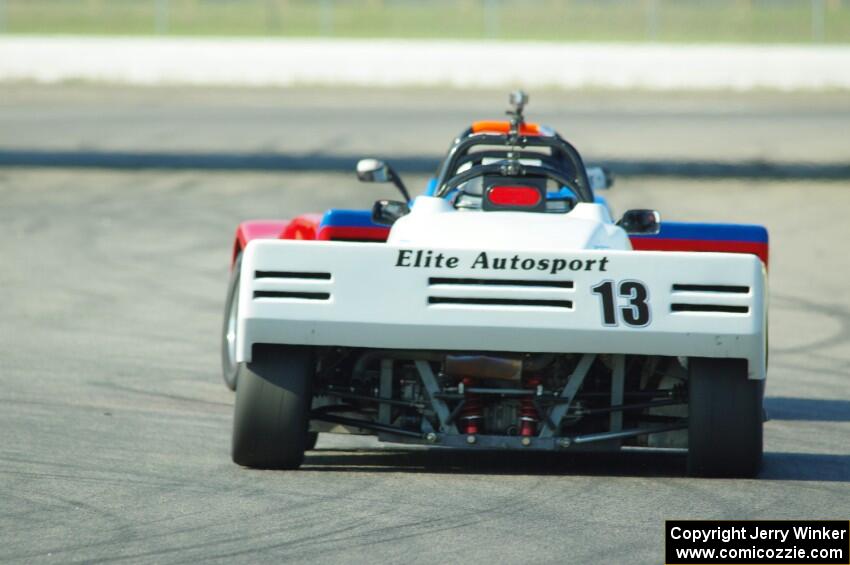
left=253, top=291, right=330, bottom=300
left=429, top=277, right=573, bottom=289
left=428, top=276, right=574, bottom=309
left=671, top=303, right=748, bottom=314
left=255, top=271, right=331, bottom=280
left=428, top=297, right=573, bottom=309
left=253, top=270, right=332, bottom=301
left=672, top=284, right=749, bottom=294
left=670, top=283, right=750, bottom=314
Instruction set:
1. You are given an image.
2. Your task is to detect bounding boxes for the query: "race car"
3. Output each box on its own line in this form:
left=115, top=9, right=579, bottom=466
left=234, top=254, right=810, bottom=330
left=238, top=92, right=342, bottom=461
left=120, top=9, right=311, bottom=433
left=221, top=92, right=768, bottom=477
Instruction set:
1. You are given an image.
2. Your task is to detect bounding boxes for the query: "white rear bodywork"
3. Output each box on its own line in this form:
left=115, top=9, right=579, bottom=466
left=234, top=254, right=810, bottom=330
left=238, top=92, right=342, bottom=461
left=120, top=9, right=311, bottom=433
left=237, top=198, right=767, bottom=379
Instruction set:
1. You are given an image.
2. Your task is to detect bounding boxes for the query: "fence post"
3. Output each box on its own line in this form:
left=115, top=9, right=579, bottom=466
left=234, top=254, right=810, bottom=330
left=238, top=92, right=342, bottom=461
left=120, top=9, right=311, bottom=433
left=265, top=0, right=281, bottom=35
left=319, top=0, right=334, bottom=37
left=155, top=0, right=169, bottom=35
left=646, top=0, right=660, bottom=41
left=484, top=0, right=501, bottom=39
left=811, top=0, right=826, bottom=42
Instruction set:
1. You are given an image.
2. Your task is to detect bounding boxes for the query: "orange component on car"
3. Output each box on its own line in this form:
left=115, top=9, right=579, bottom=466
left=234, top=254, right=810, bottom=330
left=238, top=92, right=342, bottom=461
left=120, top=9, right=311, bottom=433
left=471, top=120, right=541, bottom=136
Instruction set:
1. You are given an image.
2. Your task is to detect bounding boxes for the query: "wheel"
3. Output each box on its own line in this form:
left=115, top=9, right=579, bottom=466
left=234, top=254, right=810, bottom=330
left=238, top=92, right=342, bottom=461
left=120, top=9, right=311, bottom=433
left=306, top=432, right=319, bottom=451
left=232, top=345, right=314, bottom=469
left=221, top=254, right=241, bottom=391
left=687, top=357, right=763, bottom=478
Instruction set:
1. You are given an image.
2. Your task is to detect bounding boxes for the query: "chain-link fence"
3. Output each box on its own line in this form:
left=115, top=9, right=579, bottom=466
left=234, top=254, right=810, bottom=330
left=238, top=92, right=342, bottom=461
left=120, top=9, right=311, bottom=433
left=0, top=0, right=847, bottom=43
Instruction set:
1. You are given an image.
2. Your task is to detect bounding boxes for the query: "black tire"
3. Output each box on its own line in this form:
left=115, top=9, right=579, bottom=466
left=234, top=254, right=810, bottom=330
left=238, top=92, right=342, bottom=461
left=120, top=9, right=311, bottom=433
left=305, top=432, right=319, bottom=451
left=232, top=345, right=314, bottom=469
left=687, top=358, right=764, bottom=478
left=221, top=254, right=241, bottom=391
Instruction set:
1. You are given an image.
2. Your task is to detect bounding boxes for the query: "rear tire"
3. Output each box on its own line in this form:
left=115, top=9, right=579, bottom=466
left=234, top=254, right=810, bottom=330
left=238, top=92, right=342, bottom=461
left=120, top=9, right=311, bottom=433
left=306, top=432, right=319, bottom=451
left=221, top=254, right=241, bottom=391
left=687, top=358, right=763, bottom=478
left=232, top=345, right=314, bottom=469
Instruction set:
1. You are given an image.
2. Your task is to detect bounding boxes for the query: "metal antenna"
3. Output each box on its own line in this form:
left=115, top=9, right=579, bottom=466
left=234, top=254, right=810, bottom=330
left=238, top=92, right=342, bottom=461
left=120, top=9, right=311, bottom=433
left=506, top=90, right=529, bottom=133
left=503, top=90, right=529, bottom=176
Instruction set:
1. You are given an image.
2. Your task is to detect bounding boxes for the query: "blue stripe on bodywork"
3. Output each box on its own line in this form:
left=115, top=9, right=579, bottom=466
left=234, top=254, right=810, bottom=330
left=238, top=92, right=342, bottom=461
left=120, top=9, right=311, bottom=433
left=424, top=177, right=438, bottom=196
left=631, top=222, right=768, bottom=243
left=321, top=209, right=767, bottom=247
left=320, top=209, right=381, bottom=229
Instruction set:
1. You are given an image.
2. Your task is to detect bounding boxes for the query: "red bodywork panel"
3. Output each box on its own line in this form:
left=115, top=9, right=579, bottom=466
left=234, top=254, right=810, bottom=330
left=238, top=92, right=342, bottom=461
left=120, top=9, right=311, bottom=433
left=282, top=215, right=322, bottom=241
left=231, top=214, right=322, bottom=266
left=629, top=238, right=769, bottom=266
left=316, top=226, right=391, bottom=241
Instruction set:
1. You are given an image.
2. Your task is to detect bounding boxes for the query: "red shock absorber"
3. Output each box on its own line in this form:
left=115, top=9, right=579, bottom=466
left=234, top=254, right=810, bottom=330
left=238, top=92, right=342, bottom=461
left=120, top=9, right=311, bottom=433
left=459, top=377, right=482, bottom=435
left=519, top=377, right=542, bottom=437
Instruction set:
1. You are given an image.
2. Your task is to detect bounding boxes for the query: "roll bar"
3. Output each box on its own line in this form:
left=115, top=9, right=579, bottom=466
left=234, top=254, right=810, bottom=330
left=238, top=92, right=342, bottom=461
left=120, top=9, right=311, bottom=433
left=434, top=131, right=594, bottom=203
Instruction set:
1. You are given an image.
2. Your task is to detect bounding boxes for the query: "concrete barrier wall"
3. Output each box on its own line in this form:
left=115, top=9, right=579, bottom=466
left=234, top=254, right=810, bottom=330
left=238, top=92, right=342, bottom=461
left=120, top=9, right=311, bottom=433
left=2, top=37, right=850, bottom=90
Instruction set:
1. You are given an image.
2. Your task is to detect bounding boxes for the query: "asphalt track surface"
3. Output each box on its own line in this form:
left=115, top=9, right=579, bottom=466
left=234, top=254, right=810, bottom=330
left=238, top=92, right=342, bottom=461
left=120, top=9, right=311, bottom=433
left=1, top=86, right=849, bottom=563
left=2, top=86, right=850, bottom=176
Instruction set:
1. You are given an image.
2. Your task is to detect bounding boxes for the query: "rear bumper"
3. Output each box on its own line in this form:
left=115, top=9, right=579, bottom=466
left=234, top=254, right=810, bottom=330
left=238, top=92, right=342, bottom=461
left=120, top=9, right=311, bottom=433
left=237, top=241, right=767, bottom=379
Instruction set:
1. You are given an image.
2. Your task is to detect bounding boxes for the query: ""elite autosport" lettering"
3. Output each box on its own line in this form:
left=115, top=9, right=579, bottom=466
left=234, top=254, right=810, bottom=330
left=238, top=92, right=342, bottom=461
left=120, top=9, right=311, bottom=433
left=395, top=249, right=609, bottom=274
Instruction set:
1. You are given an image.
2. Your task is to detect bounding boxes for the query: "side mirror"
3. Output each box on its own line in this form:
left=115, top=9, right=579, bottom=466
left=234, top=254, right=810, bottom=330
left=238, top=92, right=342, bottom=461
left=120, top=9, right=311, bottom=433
left=618, top=209, right=661, bottom=235
left=356, top=158, right=410, bottom=202
left=372, top=199, right=410, bottom=226
left=586, top=166, right=614, bottom=191
left=356, top=158, right=391, bottom=183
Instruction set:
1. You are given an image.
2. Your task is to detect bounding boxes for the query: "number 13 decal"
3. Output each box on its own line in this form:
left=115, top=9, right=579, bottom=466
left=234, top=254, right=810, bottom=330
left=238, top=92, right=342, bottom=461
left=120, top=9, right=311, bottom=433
left=591, top=280, right=651, bottom=327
